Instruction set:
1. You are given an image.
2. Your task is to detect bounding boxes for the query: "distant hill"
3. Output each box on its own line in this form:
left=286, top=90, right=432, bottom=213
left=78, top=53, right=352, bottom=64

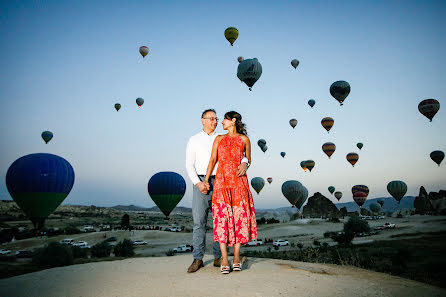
left=335, top=196, right=415, bottom=213
left=111, top=205, right=192, bottom=213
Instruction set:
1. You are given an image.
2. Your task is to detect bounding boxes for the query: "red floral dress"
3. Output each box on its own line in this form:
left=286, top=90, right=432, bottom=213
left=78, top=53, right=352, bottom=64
left=212, top=135, right=257, bottom=246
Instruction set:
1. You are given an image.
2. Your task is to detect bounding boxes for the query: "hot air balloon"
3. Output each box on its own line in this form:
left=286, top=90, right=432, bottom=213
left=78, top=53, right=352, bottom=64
left=257, top=139, right=266, bottom=149
left=357, top=143, right=363, bottom=150
left=346, top=153, right=359, bottom=167
left=224, top=27, right=239, bottom=46
left=136, top=98, right=144, bottom=107
left=281, top=180, right=308, bottom=208
left=6, top=153, right=75, bottom=229
left=418, top=99, right=440, bottom=122
left=328, top=186, right=335, bottom=195
left=251, top=177, right=265, bottom=194
left=289, top=119, right=298, bottom=129
left=267, top=177, right=273, bottom=184
left=352, top=185, right=369, bottom=196
left=334, top=191, right=342, bottom=201
left=280, top=152, right=286, bottom=158
left=147, top=172, right=186, bottom=217
left=237, top=56, right=244, bottom=63
left=291, top=59, right=299, bottom=69
left=330, top=80, right=350, bottom=106
left=308, top=99, right=315, bottom=108
left=305, top=160, right=315, bottom=172
left=387, top=180, right=407, bottom=204
left=321, top=117, right=334, bottom=133
left=300, top=161, right=308, bottom=172
left=139, top=46, right=149, bottom=58
left=261, top=145, right=268, bottom=153
left=41, top=131, right=53, bottom=144
left=237, top=58, right=262, bottom=91
left=369, top=203, right=381, bottom=213
left=353, top=191, right=367, bottom=208
left=322, top=142, right=336, bottom=159
left=377, top=200, right=384, bottom=207
left=114, top=103, right=121, bottom=112
left=430, top=150, right=444, bottom=166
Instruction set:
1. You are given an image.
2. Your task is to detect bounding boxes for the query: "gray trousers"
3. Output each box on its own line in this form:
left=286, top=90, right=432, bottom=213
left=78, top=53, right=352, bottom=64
left=192, top=176, right=221, bottom=260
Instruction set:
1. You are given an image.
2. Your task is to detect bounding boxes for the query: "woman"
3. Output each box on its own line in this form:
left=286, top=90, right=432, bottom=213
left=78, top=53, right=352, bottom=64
left=204, top=111, right=257, bottom=274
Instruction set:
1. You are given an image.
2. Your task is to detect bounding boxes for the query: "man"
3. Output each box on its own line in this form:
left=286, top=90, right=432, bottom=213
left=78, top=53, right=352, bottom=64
left=185, top=109, right=249, bottom=273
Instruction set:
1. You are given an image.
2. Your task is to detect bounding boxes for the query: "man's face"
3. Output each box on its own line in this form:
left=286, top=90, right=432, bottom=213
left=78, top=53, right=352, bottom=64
left=201, top=111, right=218, bottom=131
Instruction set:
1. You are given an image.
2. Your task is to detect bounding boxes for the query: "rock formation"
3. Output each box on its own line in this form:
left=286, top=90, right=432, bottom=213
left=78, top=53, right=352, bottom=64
left=414, top=187, right=446, bottom=215
left=302, top=192, right=340, bottom=218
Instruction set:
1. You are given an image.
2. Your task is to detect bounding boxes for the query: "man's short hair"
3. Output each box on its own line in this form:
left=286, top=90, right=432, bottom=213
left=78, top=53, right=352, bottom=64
left=201, top=109, right=216, bottom=118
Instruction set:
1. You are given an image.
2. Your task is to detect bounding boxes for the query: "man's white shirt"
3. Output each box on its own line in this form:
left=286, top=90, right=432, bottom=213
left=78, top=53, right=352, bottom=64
left=185, top=130, right=248, bottom=185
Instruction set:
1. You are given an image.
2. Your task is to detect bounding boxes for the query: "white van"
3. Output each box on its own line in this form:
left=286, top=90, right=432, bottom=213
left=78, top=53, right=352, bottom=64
left=60, top=238, right=74, bottom=245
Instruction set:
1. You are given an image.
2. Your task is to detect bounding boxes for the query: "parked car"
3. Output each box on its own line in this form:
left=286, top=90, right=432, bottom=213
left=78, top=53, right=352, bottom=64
left=81, top=226, right=94, bottom=232
left=133, top=240, right=148, bottom=246
left=245, top=239, right=264, bottom=246
left=383, top=222, right=396, bottom=229
left=0, top=249, right=11, bottom=255
left=374, top=226, right=384, bottom=230
left=15, top=250, right=33, bottom=258
left=167, top=227, right=182, bottom=232
left=272, top=239, right=289, bottom=247
left=172, top=244, right=192, bottom=253
left=72, top=241, right=88, bottom=247
left=60, top=238, right=74, bottom=245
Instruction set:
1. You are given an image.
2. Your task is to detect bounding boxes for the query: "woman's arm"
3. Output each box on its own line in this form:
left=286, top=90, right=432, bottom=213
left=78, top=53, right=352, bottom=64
left=241, top=135, right=251, bottom=166
left=204, top=136, right=222, bottom=184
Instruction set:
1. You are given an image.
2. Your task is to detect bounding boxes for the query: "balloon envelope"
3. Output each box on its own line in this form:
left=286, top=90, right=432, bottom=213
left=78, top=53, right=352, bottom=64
left=353, top=191, right=367, bottom=208
left=369, top=203, right=381, bottom=213
left=251, top=177, right=265, bottom=194
left=114, top=103, right=121, bottom=112
left=237, top=56, right=244, bottom=63
left=430, top=150, right=444, bottom=166
left=261, top=145, right=268, bottom=153
left=267, top=177, right=273, bottom=184
left=257, top=139, right=266, bottom=148
left=136, top=98, right=144, bottom=107
left=305, top=160, right=315, bottom=172
left=291, top=59, right=299, bottom=69
left=308, top=99, right=315, bottom=108
left=334, top=191, right=342, bottom=201
left=237, top=58, right=262, bottom=91
left=147, top=172, right=186, bottom=217
left=224, top=27, right=239, bottom=46
left=289, top=119, right=298, bottom=128
left=377, top=200, right=384, bottom=207
left=41, top=131, right=53, bottom=144
left=281, top=180, right=307, bottom=208
left=280, top=152, right=286, bottom=158
left=321, top=117, right=334, bottom=133
left=357, top=143, right=363, bottom=150
left=352, top=185, right=369, bottom=196
left=387, top=180, right=407, bottom=203
left=346, top=153, right=359, bottom=167
left=300, top=161, right=308, bottom=171
left=418, top=99, right=440, bottom=122
left=6, top=153, right=75, bottom=229
left=139, top=46, right=149, bottom=58
left=328, top=186, right=335, bottom=195
left=330, top=80, right=350, bottom=105
left=322, top=142, right=336, bottom=159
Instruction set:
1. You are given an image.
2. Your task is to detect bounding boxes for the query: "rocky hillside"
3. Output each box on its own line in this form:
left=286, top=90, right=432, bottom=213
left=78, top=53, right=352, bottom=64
left=302, top=192, right=340, bottom=218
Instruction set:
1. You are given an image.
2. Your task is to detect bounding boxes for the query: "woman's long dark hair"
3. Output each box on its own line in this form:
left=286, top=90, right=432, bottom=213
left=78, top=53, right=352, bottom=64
left=224, top=111, right=247, bottom=135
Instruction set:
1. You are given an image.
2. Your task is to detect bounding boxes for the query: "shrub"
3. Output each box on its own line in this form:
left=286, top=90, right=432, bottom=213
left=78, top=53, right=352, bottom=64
left=274, top=245, right=279, bottom=250
left=64, top=225, right=81, bottom=235
left=324, top=231, right=333, bottom=238
left=322, top=242, right=329, bottom=248
left=0, top=255, right=17, bottom=262
left=114, top=239, right=135, bottom=257
left=344, top=216, right=370, bottom=235
left=70, top=246, right=89, bottom=259
left=313, top=240, right=321, bottom=246
left=91, top=241, right=112, bottom=258
left=33, top=241, right=73, bottom=269
left=166, top=250, right=175, bottom=256
left=290, top=242, right=295, bottom=248
left=296, top=243, right=303, bottom=250
left=330, top=232, right=355, bottom=245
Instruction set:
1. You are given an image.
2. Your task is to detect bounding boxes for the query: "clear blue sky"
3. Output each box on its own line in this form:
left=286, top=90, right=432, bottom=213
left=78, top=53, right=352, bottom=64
left=1, top=0, right=445, bottom=209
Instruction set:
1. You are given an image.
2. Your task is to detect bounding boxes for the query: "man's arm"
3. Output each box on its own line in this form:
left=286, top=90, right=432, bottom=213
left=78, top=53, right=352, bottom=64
left=185, top=138, right=200, bottom=185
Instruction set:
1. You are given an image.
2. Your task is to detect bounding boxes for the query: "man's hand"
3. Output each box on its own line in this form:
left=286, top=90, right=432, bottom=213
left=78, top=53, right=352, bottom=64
left=236, top=162, right=248, bottom=177
left=196, top=182, right=209, bottom=194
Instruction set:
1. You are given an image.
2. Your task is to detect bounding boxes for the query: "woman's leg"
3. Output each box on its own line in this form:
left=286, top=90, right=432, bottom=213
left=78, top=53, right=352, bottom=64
left=219, top=242, right=229, bottom=266
left=233, top=243, right=241, bottom=263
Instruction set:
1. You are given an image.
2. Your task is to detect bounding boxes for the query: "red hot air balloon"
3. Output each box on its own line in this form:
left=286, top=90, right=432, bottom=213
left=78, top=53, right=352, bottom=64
left=267, top=177, right=273, bottom=184
left=353, top=191, right=367, bottom=208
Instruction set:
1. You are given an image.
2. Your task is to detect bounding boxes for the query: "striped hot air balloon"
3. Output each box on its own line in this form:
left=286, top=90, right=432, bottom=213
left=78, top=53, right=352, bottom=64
left=387, top=180, right=407, bottom=204
left=353, top=191, right=367, bottom=208
left=267, top=177, right=273, bottom=184
left=321, top=117, right=334, bottom=133
left=322, top=142, right=336, bottom=159
left=352, top=185, right=369, bottom=196
left=305, top=160, right=315, bottom=172
left=346, top=153, right=359, bottom=167
left=418, top=99, right=440, bottom=122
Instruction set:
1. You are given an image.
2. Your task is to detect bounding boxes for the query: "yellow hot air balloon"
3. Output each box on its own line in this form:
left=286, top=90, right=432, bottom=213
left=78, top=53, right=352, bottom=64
left=224, top=27, right=239, bottom=46
left=139, top=46, right=149, bottom=58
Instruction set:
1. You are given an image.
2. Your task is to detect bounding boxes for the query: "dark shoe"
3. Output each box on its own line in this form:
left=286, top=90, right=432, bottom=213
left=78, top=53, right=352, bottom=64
left=213, top=258, right=222, bottom=267
left=187, top=259, right=204, bottom=273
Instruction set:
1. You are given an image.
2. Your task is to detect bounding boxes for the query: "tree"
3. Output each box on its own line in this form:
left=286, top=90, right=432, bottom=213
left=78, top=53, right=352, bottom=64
left=339, top=207, right=348, bottom=219
left=121, top=214, right=131, bottom=230
left=114, top=239, right=135, bottom=257
left=344, top=216, right=370, bottom=235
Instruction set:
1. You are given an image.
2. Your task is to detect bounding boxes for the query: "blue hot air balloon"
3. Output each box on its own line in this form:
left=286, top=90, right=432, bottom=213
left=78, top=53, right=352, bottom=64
left=6, top=153, right=75, bottom=229
left=147, top=172, right=186, bottom=217
left=308, top=99, right=315, bottom=108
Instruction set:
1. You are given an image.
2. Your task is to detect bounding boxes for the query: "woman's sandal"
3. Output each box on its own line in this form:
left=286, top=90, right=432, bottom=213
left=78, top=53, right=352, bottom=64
left=232, top=262, right=241, bottom=271
left=220, top=265, right=230, bottom=274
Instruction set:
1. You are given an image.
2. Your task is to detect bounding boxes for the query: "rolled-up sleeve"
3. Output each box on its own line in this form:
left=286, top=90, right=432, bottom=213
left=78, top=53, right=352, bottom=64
left=186, top=137, right=200, bottom=185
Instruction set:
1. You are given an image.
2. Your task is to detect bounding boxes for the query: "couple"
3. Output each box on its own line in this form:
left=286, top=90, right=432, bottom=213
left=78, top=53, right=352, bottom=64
left=185, top=109, right=257, bottom=274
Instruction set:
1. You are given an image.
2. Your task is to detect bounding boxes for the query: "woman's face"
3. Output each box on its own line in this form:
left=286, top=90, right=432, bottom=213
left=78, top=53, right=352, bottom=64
left=222, top=117, right=235, bottom=130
